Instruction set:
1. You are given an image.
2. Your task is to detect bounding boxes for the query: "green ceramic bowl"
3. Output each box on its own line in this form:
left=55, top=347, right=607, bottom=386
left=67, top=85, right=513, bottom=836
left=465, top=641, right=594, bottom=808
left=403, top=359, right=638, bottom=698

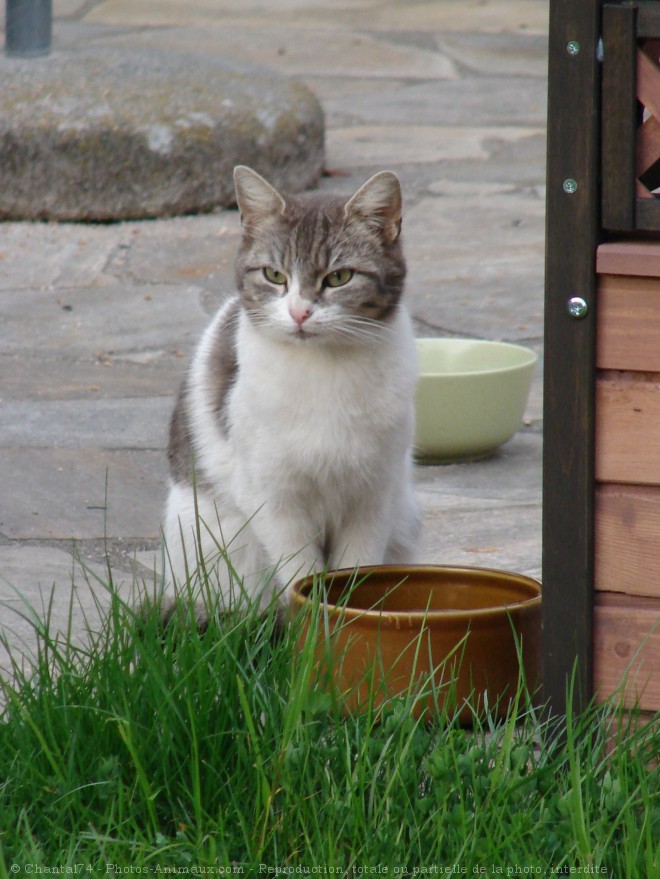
left=291, top=565, right=542, bottom=722
left=415, top=338, right=537, bottom=463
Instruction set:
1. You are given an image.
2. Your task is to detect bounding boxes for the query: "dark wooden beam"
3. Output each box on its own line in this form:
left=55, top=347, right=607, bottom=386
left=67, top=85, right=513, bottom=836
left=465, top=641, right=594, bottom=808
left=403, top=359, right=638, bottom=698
left=637, top=3, right=660, bottom=39
left=637, top=195, right=660, bottom=227
left=543, top=0, right=602, bottom=717
left=601, top=3, right=637, bottom=231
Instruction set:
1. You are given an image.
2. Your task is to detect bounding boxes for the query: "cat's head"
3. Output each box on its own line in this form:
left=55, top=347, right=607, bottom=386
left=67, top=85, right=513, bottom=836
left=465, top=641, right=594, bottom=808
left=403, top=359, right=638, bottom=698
left=233, top=165, right=406, bottom=346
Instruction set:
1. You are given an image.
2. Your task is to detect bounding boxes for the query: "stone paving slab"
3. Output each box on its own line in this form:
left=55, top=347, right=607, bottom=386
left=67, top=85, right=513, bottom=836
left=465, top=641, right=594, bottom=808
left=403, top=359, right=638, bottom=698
left=105, top=215, right=241, bottom=297
left=417, top=432, right=542, bottom=577
left=0, top=448, right=166, bottom=540
left=93, top=24, right=460, bottom=82
left=0, top=222, right=131, bottom=290
left=435, top=32, right=549, bottom=78
left=84, top=0, right=549, bottom=35
left=324, top=78, right=547, bottom=128
left=0, top=397, right=171, bottom=449
left=325, top=126, right=544, bottom=167
left=0, top=544, right=137, bottom=675
left=0, top=282, right=208, bottom=359
left=0, top=349, right=187, bottom=403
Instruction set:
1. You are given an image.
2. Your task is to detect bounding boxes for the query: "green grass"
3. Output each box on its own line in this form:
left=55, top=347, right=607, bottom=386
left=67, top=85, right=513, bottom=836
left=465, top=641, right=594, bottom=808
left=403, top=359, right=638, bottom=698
left=0, top=566, right=658, bottom=876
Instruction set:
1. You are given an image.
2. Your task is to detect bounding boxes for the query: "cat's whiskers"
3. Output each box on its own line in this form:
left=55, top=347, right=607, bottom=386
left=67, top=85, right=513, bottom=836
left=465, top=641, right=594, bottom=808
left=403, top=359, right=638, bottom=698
left=324, top=323, right=388, bottom=346
left=338, top=314, right=394, bottom=335
left=246, top=306, right=393, bottom=345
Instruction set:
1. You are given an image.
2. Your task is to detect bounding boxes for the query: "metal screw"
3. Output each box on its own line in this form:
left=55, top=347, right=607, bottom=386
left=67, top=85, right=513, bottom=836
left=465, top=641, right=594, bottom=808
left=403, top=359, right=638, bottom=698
left=566, top=40, right=581, bottom=56
left=563, top=178, right=578, bottom=194
left=567, top=297, right=588, bottom=319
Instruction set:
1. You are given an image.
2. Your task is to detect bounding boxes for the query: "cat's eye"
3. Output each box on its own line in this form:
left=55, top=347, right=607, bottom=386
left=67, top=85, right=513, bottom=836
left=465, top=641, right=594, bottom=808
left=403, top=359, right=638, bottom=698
left=263, top=267, right=287, bottom=285
left=325, top=269, right=354, bottom=288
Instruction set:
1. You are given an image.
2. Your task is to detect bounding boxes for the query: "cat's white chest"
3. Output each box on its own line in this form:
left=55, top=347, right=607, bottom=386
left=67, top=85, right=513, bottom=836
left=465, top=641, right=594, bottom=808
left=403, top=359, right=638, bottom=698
left=228, top=311, right=416, bottom=481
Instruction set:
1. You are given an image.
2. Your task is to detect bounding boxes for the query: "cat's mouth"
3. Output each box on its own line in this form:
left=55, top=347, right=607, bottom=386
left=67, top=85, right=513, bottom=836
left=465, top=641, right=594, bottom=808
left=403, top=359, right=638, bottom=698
left=290, top=324, right=318, bottom=341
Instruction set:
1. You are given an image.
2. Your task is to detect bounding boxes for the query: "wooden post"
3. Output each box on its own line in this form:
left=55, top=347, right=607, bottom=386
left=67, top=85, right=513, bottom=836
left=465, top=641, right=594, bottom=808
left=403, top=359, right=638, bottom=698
left=543, top=0, right=602, bottom=716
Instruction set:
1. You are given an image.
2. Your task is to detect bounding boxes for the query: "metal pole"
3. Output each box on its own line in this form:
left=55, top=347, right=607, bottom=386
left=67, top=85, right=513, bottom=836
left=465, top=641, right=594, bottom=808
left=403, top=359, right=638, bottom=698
left=5, top=0, right=52, bottom=57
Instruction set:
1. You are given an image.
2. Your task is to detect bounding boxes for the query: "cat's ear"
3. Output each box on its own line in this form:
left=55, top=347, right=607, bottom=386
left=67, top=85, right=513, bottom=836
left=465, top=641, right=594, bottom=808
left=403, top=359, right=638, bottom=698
left=344, top=171, right=402, bottom=243
left=233, top=166, right=286, bottom=223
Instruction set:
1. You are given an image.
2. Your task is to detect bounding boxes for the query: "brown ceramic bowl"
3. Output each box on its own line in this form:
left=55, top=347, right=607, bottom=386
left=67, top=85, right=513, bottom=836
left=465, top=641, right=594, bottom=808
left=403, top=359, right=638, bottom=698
left=290, top=565, right=541, bottom=722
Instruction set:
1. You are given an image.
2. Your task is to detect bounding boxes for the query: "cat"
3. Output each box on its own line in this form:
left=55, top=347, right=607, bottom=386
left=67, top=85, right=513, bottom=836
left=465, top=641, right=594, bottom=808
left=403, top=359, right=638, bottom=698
left=162, top=165, right=420, bottom=614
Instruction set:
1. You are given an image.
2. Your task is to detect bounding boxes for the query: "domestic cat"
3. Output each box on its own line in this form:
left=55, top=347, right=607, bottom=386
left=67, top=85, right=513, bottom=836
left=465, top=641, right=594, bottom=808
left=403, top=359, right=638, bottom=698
left=163, top=165, right=420, bottom=612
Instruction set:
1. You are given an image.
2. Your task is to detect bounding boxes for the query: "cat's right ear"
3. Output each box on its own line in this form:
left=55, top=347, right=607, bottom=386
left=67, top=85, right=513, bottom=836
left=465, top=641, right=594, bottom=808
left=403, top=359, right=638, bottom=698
left=233, top=166, right=286, bottom=224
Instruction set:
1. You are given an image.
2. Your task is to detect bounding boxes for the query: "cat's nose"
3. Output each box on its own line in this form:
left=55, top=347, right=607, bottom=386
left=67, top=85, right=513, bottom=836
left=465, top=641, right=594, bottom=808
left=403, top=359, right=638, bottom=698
left=289, top=302, right=312, bottom=326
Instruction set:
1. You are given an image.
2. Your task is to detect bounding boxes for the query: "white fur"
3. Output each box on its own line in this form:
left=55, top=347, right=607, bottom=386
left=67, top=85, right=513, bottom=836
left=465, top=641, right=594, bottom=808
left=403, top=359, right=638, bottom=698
left=163, top=297, right=420, bottom=610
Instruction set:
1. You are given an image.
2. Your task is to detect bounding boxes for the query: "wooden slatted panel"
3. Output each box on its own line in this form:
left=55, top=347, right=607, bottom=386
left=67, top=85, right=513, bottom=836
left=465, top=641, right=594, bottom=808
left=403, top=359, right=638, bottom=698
left=595, top=484, right=660, bottom=599
left=594, top=594, right=660, bottom=711
left=597, top=275, right=660, bottom=371
left=637, top=45, right=660, bottom=195
left=595, top=247, right=660, bottom=712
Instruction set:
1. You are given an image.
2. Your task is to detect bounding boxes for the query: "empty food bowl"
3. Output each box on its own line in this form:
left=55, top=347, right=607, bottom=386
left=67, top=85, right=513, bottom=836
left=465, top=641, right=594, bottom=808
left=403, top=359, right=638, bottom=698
left=291, top=564, right=541, bottom=722
left=415, top=338, right=537, bottom=463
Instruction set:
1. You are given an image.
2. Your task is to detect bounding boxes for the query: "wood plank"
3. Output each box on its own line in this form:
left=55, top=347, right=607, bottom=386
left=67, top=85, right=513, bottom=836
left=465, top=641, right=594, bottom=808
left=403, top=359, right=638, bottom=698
left=597, top=274, right=660, bottom=371
left=594, top=595, right=660, bottom=711
left=637, top=5, right=660, bottom=39
left=596, top=241, right=660, bottom=276
left=596, top=370, right=660, bottom=484
left=543, top=0, right=601, bottom=716
left=637, top=47, right=660, bottom=124
left=637, top=113, right=660, bottom=179
left=634, top=195, right=660, bottom=229
left=595, top=484, right=660, bottom=599
left=601, top=4, right=637, bottom=230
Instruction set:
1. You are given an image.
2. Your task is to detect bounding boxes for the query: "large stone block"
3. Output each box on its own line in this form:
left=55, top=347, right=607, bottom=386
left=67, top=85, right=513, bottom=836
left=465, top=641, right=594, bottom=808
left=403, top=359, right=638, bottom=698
left=0, top=47, right=325, bottom=220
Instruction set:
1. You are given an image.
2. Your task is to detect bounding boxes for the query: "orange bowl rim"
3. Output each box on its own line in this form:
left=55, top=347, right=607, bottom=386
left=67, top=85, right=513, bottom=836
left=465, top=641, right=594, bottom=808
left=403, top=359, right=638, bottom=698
left=290, top=564, right=542, bottom=624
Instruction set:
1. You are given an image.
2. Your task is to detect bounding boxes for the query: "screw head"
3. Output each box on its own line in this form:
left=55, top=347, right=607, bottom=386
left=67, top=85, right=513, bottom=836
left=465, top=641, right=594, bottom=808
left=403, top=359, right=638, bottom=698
left=567, top=40, right=581, bottom=56
left=563, top=178, right=578, bottom=194
left=567, top=297, right=588, bottom=319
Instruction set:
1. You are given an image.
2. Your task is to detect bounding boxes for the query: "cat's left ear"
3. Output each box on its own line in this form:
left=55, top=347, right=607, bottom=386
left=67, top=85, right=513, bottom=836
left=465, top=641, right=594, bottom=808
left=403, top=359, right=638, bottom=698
left=344, top=171, right=402, bottom=243
left=234, top=165, right=286, bottom=224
